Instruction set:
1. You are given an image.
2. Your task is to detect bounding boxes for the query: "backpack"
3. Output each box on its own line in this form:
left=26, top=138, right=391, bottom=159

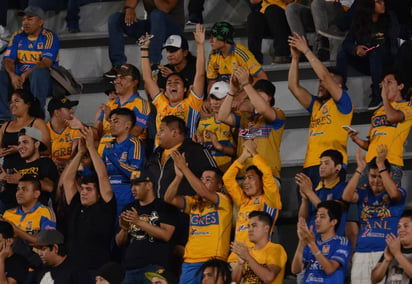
left=49, top=66, right=83, bottom=99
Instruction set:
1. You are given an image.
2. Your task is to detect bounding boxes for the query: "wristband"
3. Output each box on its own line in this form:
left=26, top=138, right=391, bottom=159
left=123, top=6, right=133, bottom=11
left=355, top=170, right=362, bottom=175
left=379, top=168, right=388, bottom=173
left=314, top=251, right=321, bottom=257
left=304, top=48, right=310, bottom=55
left=227, top=92, right=234, bottom=97
left=241, top=82, right=250, bottom=88
left=140, top=48, right=149, bottom=51
left=141, top=56, right=149, bottom=58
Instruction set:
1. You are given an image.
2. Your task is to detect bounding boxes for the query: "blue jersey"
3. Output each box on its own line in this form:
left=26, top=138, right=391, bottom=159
left=5, top=28, right=59, bottom=75
left=303, top=235, right=351, bottom=284
left=356, top=186, right=406, bottom=252
left=102, top=135, right=145, bottom=185
left=308, top=179, right=348, bottom=236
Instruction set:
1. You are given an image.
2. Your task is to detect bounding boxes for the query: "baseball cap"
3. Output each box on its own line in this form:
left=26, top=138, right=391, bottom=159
left=116, top=64, right=141, bottom=81
left=47, top=97, right=79, bottom=113
left=96, top=262, right=125, bottom=284
left=18, top=127, right=47, bottom=152
left=130, top=170, right=153, bottom=183
left=36, top=230, right=64, bottom=246
left=209, top=81, right=230, bottom=99
left=145, top=268, right=178, bottom=284
left=163, top=35, right=189, bottom=52
left=210, top=22, right=235, bottom=44
left=18, top=6, right=45, bottom=19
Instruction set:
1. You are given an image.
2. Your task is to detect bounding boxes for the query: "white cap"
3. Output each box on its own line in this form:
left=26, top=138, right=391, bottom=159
left=162, top=35, right=188, bottom=50
left=209, top=81, right=230, bottom=99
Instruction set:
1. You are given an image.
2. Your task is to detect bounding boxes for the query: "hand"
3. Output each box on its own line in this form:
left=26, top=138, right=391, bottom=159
left=121, top=207, right=140, bottom=226
left=0, top=165, right=6, bottom=182
left=355, top=147, right=367, bottom=172
left=231, top=241, right=250, bottom=261
left=0, top=239, right=12, bottom=260
left=383, top=246, right=394, bottom=262
left=290, top=45, right=301, bottom=59
left=348, top=129, right=360, bottom=142
left=375, top=144, right=388, bottom=167
left=193, top=24, right=205, bottom=45
left=124, top=7, right=137, bottom=26
left=20, top=71, right=29, bottom=84
left=0, top=146, right=18, bottom=157
left=192, top=133, right=204, bottom=145
left=206, top=131, right=220, bottom=150
left=233, top=67, right=250, bottom=86
left=4, top=169, right=22, bottom=185
left=297, top=217, right=315, bottom=244
left=386, top=233, right=401, bottom=256
left=229, top=74, right=239, bottom=94
left=54, top=158, right=69, bottom=173
left=355, top=45, right=368, bottom=57
left=79, top=127, right=95, bottom=150
left=119, top=214, right=130, bottom=231
left=138, top=33, right=151, bottom=49
left=171, top=151, right=187, bottom=173
left=9, top=73, right=23, bottom=90
left=288, top=33, right=310, bottom=54
left=295, top=173, right=313, bottom=196
left=159, top=65, right=173, bottom=78
left=238, top=143, right=252, bottom=163
left=243, top=139, right=257, bottom=156
left=101, top=104, right=111, bottom=120
left=65, top=115, right=83, bottom=129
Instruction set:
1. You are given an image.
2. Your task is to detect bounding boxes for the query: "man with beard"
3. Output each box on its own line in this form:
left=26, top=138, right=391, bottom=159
left=288, top=33, right=353, bottom=186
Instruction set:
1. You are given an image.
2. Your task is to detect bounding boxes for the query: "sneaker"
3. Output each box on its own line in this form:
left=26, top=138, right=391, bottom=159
left=185, top=20, right=198, bottom=25
left=318, top=25, right=346, bottom=41
left=103, top=67, right=118, bottom=79
left=367, top=97, right=383, bottom=111
left=272, top=56, right=291, bottom=64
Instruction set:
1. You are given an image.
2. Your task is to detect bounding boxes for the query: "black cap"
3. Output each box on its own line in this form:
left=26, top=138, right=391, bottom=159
left=47, top=97, right=79, bottom=113
left=36, top=230, right=64, bottom=246
left=253, top=80, right=276, bottom=98
left=96, top=262, right=125, bottom=284
left=130, top=170, right=153, bottom=183
left=210, top=22, right=235, bottom=44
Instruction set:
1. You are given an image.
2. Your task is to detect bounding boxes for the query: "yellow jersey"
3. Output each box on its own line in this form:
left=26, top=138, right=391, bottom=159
left=183, top=192, right=233, bottom=263
left=305, top=92, right=353, bottom=168
left=365, top=101, right=412, bottom=166
left=47, top=122, right=80, bottom=161
left=223, top=155, right=282, bottom=262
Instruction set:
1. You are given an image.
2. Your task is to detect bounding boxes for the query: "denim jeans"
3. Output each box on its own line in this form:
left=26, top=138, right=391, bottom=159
left=0, top=68, right=51, bottom=120
left=285, top=2, right=314, bottom=37
left=123, top=265, right=163, bottom=284
left=108, top=10, right=183, bottom=66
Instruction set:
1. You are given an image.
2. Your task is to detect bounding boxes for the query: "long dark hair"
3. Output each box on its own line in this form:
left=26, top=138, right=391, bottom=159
left=12, top=89, right=45, bottom=119
left=354, top=0, right=389, bottom=40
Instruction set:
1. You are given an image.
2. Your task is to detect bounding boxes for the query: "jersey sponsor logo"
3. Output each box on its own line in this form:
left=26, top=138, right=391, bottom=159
left=309, top=130, right=325, bottom=137
left=372, top=115, right=397, bottom=128
left=190, top=211, right=219, bottom=226
left=306, top=273, right=325, bottom=282
left=17, top=50, right=42, bottom=64
left=310, top=114, right=332, bottom=129
left=190, top=228, right=210, bottom=236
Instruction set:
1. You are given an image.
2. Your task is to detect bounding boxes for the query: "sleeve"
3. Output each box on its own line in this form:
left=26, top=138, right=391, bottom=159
left=393, top=103, right=412, bottom=122
left=392, top=187, right=407, bottom=204
left=42, top=159, right=60, bottom=185
left=223, top=160, right=247, bottom=207
left=335, top=90, right=353, bottom=115
left=268, top=245, right=288, bottom=268
left=187, top=144, right=217, bottom=176
left=306, top=95, right=317, bottom=113
left=40, top=208, right=57, bottom=230
left=197, top=119, right=206, bottom=136
left=106, top=140, right=145, bottom=179
left=241, top=48, right=263, bottom=77
left=187, top=88, right=204, bottom=110
left=183, top=196, right=194, bottom=215
left=268, top=108, right=285, bottom=130
left=254, top=155, right=282, bottom=209
left=330, top=238, right=351, bottom=267
left=41, top=30, right=59, bottom=63
left=302, top=245, right=311, bottom=267
left=72, top=129, right=81, bottom=140
left=97, top=109, right=104, bottom=122
left=152, top=91, right=168, bottom=107
left=4, top=31, right=19, bottom=60
left=206, top=53, right=218, bottom=81
left=133, top=100, right=151, bottom=129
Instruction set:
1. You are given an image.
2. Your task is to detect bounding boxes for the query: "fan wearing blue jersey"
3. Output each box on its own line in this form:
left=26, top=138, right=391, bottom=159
left=342, top=145, right=406, bottom=284
left=292, top=200, right=351, bottom=284
left=102, top=108, right=145, bottom=217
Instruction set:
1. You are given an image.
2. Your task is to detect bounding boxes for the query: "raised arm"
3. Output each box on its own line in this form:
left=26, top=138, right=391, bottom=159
left=381, top=80, right=405, bottom=123
left=80, top=127, right=113, bottom=202
left=140, top=36, right=160, bottom=99
left=164, top=159, right=185, bottom=209
left=216, top=75, right=238, bottom=126
left=235, top=67, right=276, bottom=121
left=375, top=145, right=401, bottom=202
left=288, top=45, right=313, bottom=109
left=172, top=151, right=218, bottom=204
left=192, top=24, right=206, bottom=97
left=291, top=217, right=307, bottom=274
left=295, top=172, right=321, bottom=208
left=371, top=247, right=393, bottom=283
left=289, top=33, right=342, bottom=101
left=342, top=148, right=364, bottom=203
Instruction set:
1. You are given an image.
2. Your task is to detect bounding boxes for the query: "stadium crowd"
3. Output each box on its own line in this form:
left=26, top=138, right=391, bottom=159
left=0, top=0, right=411, bottom=283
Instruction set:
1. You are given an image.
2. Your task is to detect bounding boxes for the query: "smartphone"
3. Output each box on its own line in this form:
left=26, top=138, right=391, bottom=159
left=342, top=125, right=357, bottom=132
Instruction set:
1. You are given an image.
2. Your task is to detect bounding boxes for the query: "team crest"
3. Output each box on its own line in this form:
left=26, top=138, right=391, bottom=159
left=322, top=245, right=330, bottom=255
left=37, top=42, right=43, bottom=49
left=18, top=41, right=23, bottom=48
left=28, top=43, right=33, bottom=49
left=121, top=152, right=128, bottom=160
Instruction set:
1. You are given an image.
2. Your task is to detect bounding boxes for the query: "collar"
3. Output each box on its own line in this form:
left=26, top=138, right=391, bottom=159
left=216, top=43, right=236, bottom=57
left=114, top=92, right=140, bottom=107
left=315, top=177, right=341, bottom=191
left=16, top=202, right=42, bottom=215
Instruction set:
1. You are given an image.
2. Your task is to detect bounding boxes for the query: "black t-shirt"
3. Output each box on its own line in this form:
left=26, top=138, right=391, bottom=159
left=35, top=257, right=89, bottom=284
left=67, top=194, right=116, bottom=270
left=5, top=253, right=28, bottom=283
left=19, top=157, right=60, bottom=206
left=157, top=55, right=197, bottom=90
left=122, top=198, right=178, bottom=270
left=379, top=247, right=412, bottom=283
